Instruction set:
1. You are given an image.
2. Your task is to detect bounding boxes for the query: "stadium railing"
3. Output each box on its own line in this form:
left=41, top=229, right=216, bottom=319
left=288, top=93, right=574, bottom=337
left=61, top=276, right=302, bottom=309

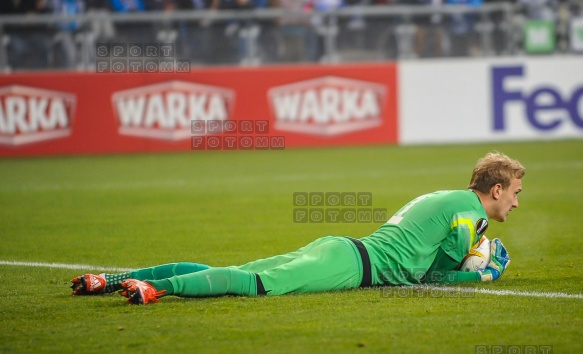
left=0, top=2, right=579, bottom=72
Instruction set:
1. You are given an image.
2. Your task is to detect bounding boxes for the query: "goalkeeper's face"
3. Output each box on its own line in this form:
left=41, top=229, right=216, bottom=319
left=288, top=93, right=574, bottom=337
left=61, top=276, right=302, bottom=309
left=492, top=177, right=522, bottom=222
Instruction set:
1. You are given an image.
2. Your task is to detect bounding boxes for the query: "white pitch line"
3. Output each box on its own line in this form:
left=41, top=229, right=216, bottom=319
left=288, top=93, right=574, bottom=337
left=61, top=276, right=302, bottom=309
left=416, top=285, right=583, bottom=300
left=469, top=287, right=583, bottom=299
left=0, top=260, right=133, bottom=273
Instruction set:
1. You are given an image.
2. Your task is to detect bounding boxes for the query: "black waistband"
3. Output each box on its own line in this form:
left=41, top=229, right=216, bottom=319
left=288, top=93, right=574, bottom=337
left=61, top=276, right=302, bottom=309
left=345, top=237, right=372, bottom=288
left=255, top=273, right=267, bottom=296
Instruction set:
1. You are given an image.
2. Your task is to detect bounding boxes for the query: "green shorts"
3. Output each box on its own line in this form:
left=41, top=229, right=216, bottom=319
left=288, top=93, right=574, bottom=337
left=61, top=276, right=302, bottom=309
left=237, top=236, right=365, bottom=296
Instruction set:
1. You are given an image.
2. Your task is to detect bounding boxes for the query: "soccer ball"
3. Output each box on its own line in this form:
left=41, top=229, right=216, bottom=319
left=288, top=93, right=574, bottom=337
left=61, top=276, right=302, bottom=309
left=459, top=236, right=491, bottom=272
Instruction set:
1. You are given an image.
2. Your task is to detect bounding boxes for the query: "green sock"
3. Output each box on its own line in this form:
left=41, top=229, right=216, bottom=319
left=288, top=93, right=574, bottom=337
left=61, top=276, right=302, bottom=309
left=146, top=279, right=175, bottom=295
left=130, top=262, right=210, bottom=281
left=103, top=272, right=131, bottom=293
left=102, top=263, right=211, bottom=294
left=167, top=268, right=258, bottom=297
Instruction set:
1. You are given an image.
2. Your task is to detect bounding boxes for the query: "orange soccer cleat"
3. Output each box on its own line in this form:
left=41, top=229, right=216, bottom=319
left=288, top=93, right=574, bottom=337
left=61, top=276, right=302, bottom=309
left=70, top=274, right=106, bottom=295
left=120, top=279, right=166, bottom=305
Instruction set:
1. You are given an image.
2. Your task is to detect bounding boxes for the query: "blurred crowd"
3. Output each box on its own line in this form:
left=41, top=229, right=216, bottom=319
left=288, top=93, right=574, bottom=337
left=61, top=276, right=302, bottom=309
left=0, top=0, right=582, bottom=70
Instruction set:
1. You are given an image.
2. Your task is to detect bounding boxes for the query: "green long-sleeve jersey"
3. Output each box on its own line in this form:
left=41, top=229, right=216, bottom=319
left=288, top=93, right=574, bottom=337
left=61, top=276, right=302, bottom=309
left=361, top=190, right=487, bottom=286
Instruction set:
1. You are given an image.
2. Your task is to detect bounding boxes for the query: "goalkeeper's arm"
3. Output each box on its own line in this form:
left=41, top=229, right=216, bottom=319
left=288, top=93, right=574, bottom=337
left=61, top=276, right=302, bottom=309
left=424, top=269, right=481, bottom=284
left=423, top=238, right=511, bottom=284
left=422, top=249, right=482, bottom=284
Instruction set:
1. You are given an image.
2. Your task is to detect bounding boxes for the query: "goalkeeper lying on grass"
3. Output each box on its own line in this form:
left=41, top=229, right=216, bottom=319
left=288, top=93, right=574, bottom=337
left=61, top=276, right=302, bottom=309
left=71, top=152, right=522, bottom=305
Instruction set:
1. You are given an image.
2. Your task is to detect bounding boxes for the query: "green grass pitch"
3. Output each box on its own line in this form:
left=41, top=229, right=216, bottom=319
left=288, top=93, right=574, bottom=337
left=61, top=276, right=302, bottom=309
left=1, top=140, right=582, bottom=353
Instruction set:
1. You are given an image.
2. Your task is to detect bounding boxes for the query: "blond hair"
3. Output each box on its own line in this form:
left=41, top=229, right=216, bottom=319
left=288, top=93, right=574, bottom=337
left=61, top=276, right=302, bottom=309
left=468, top=152, right=525, bottom=193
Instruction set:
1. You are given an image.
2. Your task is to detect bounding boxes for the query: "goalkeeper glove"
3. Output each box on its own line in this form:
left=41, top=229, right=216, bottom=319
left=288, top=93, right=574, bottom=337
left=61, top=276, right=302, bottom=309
left=479, top=238, right=510, bottom=281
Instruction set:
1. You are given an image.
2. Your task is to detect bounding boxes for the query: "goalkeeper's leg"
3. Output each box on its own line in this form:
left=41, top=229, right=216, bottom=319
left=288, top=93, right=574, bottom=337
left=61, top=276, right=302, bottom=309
left=71, top=262, right=210, bottom=295
left=121, top=237, right=364, bottom=302
left=143, top=267, right=260, bottom=298
left=258, top=236, right=363, bottom=295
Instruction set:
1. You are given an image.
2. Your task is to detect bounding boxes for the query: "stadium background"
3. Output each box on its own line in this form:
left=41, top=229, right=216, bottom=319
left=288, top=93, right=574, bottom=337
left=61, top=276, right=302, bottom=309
left=1, top=1, right=582, bottom=353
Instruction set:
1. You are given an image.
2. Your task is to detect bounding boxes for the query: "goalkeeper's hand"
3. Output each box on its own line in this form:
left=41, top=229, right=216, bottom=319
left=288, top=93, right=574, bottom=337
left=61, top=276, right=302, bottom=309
left=479, top=238, right=511, bottom=281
